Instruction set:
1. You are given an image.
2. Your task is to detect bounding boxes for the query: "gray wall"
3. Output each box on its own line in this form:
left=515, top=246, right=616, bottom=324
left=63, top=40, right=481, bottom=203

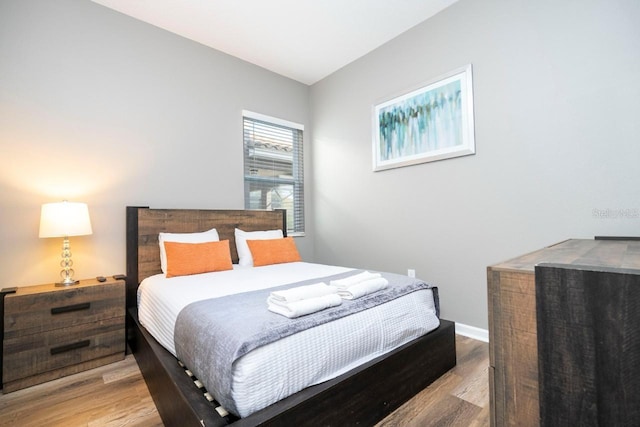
left=310, top=0, right=640, bottom=329
left=0, top=0, right=311, bottom=287
left=2, top=0, right=639, bottom=331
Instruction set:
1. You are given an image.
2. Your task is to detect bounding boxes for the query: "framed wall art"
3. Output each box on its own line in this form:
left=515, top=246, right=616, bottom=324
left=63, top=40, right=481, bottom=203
left=373, top=64, right=475, bottom=171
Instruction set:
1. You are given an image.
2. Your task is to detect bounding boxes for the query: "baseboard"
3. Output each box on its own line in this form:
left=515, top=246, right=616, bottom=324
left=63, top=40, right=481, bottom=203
left=455, top=322, right=489, bottom=342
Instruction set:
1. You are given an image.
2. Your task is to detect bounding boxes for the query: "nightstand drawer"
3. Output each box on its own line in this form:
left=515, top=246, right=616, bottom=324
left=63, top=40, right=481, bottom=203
left=3, top=316, right=124, bottom=384
left=4, top=281, right=124, bottom=338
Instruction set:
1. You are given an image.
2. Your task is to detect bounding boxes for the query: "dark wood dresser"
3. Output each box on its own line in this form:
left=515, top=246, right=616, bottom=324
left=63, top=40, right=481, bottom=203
left=487, top=238, right=640, bottom=426
left=2, top=277, right=125, bottom=392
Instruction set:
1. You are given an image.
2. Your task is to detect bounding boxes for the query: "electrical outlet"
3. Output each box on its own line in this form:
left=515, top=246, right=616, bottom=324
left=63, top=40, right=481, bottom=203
left=407, top=269, right=416, bottom=278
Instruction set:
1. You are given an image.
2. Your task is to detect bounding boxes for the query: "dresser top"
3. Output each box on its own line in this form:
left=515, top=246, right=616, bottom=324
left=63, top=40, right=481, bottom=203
left=490, top=238, right=640, bottom=273
left=4, top=277, right=124, bottom=298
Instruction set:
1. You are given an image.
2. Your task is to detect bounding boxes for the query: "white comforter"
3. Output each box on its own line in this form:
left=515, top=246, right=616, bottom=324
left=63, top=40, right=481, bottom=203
left=137, top=262, right=440, bottom=417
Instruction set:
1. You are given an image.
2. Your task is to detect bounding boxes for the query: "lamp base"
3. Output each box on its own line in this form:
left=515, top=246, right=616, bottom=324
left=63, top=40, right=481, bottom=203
left=55, top=278, right=80, bottom=287
left=56, top=237, right=79, bottom=286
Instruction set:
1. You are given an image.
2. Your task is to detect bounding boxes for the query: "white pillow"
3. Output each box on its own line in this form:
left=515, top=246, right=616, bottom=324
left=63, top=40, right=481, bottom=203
left=234, top=228, right=283, bottom=266
left=158, top=228, right=219, bottom=274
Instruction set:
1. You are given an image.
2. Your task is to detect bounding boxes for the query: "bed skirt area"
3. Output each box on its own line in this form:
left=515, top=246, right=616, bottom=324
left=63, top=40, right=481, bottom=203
left=127, top=307, right=456, bottom=427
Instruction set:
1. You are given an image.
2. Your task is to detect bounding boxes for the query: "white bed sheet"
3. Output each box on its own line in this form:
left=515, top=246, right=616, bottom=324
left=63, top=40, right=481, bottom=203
left=137, top=262, right=440, bottom=417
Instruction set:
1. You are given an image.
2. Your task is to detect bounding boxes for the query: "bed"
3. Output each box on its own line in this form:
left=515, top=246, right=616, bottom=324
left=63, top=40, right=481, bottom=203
left=125, top=206, right=456, bottom=426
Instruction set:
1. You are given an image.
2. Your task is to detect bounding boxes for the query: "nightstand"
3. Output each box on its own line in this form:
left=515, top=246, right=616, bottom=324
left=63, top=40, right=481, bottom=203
left=1, top=277, right=125, bottom=393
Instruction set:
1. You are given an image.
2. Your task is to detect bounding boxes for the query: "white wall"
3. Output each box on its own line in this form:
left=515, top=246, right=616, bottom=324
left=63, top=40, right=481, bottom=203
left=310, top=0, right=640, bottom=329
left=0, top=0, right=312, bottom=287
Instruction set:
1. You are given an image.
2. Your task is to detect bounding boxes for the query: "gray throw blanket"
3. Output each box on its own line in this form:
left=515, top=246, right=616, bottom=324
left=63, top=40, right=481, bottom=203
left=174, top=270, right=438, bottom=416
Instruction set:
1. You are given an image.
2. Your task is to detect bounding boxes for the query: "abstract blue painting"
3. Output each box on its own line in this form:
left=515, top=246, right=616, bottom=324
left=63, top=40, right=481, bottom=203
left=373, top=65, right=475, bottom=171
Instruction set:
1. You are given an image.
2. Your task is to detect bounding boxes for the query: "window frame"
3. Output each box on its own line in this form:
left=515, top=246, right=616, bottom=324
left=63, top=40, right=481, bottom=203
left=242, top=110, right=305, bottom=236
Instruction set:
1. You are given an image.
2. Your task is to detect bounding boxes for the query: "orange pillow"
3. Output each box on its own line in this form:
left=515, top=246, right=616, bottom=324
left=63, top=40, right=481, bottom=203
left=164, top=240, right=233, bottom=278
left=247, top=237, right=301, bottom=267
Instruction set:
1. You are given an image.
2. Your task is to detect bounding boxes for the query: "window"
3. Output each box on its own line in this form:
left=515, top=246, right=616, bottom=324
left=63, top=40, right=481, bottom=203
left=243, top=111, right=304, bottom=235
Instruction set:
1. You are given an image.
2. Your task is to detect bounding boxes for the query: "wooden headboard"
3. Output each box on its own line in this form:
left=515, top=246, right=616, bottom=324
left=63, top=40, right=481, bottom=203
left=125, top=206, right=286, bottom=308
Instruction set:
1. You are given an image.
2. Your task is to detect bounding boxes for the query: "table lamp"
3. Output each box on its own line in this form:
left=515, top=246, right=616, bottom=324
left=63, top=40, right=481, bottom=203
left=39, top=201, right=93, bottom=286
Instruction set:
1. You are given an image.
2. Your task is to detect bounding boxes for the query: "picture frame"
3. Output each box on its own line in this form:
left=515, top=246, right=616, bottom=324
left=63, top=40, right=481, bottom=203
left=373, top=64, right=475, bottom=171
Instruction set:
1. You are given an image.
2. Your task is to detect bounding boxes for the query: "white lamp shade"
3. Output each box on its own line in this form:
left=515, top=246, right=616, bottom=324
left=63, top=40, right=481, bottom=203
left=39, top=201, right=93, bottom=238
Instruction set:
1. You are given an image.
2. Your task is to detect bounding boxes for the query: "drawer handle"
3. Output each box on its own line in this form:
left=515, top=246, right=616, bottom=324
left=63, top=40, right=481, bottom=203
left=50, top=340, right=91, bottom=355
left=51, top=302, right=91, bottom=315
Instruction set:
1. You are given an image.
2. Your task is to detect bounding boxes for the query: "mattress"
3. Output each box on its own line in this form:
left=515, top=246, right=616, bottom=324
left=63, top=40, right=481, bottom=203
left=137, top=261, right=440, bottom=417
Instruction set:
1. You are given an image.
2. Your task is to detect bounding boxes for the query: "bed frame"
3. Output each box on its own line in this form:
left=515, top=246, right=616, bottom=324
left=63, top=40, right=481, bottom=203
left=125, top=206, right=457, bottom=426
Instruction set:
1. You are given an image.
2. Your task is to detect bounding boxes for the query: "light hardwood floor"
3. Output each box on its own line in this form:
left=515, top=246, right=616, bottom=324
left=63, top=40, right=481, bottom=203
left=0, top=335, right=488, bottom=426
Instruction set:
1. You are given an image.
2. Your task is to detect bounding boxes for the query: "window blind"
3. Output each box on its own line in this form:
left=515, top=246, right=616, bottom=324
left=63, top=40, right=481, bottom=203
left=243, top=112, right=304, bottom=234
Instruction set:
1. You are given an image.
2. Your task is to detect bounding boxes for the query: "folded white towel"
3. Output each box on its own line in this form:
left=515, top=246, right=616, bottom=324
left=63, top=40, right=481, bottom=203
left=269, top=282, right=337, bottom=303
left=337, top=277, right=389, bottom=300
left=268, top=293, right=343, bottom=318
left=329, top=271, right=382, bottom=289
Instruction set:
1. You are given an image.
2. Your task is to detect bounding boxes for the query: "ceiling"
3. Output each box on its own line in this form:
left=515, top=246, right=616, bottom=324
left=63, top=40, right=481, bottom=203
left=90, top=0, right=459, bottom=85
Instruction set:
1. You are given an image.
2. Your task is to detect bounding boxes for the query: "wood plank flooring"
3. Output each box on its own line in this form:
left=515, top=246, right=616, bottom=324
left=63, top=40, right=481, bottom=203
left=0, top=335, right=488, bottom=426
